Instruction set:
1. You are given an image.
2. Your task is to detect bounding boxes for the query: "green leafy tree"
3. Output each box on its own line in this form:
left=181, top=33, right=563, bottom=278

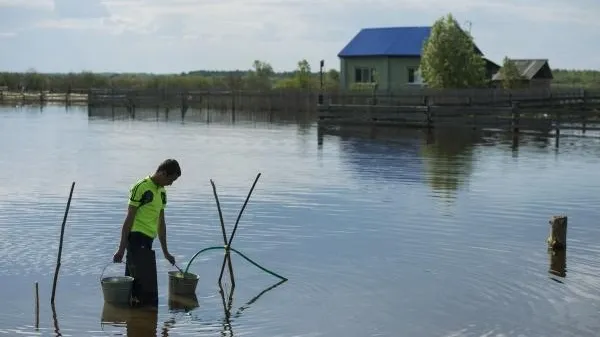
left=322, top=69, right=340, bottom=91
left=294, top=59, right=312, bottom=89
left=420, top=13, right=487, bottom=88
left=498, top=56, right=525, bottom=89
left=245, top=60, right=274, bottom=90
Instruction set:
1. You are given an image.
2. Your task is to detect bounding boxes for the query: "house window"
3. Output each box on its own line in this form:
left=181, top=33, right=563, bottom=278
left=407, top=67, right=417, bottom=83
left=354, top=67, right=376, bottom=83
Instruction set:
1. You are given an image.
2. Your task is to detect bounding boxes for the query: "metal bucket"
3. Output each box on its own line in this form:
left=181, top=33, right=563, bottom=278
left=100, top=263, right=134, bottom=306
left=168, top=271, right=199, bottom=296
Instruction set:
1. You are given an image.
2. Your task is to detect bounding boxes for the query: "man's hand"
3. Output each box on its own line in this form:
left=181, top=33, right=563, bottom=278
left=164, top=252, right=175, bottom=265
left=113, top=249, right=125, bottom=263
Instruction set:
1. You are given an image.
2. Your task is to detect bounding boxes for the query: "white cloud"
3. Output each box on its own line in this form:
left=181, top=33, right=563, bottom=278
left=364, top=0, right=599, bottom=27
left=30, top=0, right=599, bottom=42
left=0, top=0, right=53, bottom=9
left=3, top=0, right=598, bottom=71
left=0, top=32, right=16, bottom=38
left=32, top=0, right=342, bottom=41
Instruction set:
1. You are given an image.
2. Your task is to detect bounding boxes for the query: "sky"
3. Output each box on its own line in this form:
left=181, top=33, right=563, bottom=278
left=0, top=0, right=598, bottom=74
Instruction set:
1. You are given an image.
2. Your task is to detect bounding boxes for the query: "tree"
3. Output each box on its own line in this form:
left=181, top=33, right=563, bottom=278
left=245, top=60, right=274, bottom=90
left=498, top=57, right=525, bottom=89
left=420, top=13, right=487, bottom=89
left=294, top=59, right=312, bottom=89
left=325, top=69, right=340, bottom=90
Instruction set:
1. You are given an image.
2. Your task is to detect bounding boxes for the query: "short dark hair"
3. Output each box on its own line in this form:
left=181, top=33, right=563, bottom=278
left=156, top=159, right=181, bottom=176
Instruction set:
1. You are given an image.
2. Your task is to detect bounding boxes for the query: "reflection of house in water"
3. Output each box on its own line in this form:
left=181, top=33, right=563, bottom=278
left=420, top=129, right=482, bottom=198
left=321, top=126, right=481, bottom=199
left=334, top=127, right=427, bottom=185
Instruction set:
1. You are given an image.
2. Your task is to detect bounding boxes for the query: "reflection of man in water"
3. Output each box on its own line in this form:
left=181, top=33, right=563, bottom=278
left=101, top=303, right=159, bottom=337
left=127, top=307, right=159, bottom=337
left=112, top=159, right=181, bottom=306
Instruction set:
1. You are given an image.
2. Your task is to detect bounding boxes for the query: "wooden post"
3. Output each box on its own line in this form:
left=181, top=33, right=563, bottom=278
left=554, top=110, right=561, bottom=148
left=51, top=302, right=60, bottom=336
left=35, top=282, right=39, bottom=329
left=511, top=102, right=520, bottom=133
left=51, top=181, right=76, bottom=305
left=581, top=89, right=587, bottom=133
left=547, top=215, right=567, bottom=251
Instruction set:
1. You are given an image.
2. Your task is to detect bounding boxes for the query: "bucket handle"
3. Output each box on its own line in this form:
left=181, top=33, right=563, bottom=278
left=100, top=261, right=123, bottom=282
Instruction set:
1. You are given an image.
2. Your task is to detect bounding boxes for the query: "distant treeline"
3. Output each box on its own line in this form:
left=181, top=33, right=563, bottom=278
left=0, top=59, right=340, bottom=92
left=0, top=59, right=598, bottom=92
left=551, top=69, right=600, bottom=88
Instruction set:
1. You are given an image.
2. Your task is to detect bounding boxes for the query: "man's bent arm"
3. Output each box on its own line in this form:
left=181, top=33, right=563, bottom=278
left=158, top=210, right=170, bottom=256
left=117, top=205, right=137, bottom=252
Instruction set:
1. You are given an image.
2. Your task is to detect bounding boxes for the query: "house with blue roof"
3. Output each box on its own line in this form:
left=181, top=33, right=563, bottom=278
left=337, top=26, right=500, bottom=91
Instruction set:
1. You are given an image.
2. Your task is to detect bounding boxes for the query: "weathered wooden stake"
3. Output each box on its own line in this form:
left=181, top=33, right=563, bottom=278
left=51, top=302, right=61, bottom=336
left=547, top=215, right=567, bottom=251
left=35, top=282, right=39, bottom=329
left=548, top=249, right=566, bottom=278
left=50, top=181, right=76, bottom=305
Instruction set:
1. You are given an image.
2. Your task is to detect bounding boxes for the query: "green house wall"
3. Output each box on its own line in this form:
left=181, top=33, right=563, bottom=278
left=340, top=56, right=423, bottom=91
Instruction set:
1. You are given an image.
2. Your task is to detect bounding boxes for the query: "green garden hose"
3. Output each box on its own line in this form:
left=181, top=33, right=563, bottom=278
left=183, top=246, right=288, bottom=281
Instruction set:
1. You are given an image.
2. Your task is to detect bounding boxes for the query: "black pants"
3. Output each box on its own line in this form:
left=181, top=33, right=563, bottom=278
left=125, top=231, right=158, bottom=307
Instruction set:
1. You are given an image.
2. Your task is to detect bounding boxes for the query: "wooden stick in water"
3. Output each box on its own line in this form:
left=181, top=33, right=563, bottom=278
left=51, top=181, right=76, bottom=305
left=51, top=302, right=61, bottom=336
left=218, top=172, right=261, bottom=289
left=227, top=172, right=261, bottom=247
left=210, top=179, right=228, bottom=247
left=35, top=282, right=39, bottom=329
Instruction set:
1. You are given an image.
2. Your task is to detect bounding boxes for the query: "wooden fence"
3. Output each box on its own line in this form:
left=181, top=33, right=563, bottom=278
left=323, top=87, right=597, bottom=107
left=318, top=87, right=600, bottom=132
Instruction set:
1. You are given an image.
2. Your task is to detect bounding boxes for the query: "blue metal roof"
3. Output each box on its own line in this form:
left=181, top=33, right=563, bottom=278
left=338, top=26, right=432, bottom=58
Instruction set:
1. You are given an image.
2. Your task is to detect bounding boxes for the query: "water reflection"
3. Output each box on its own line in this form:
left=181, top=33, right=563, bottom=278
left=100, top=261, right=286, bottom=336
left=318, top=124, right=600, bottom=204
left=101, top=304, right=159, bottom=337
left=217, top=279, right=288, bottom=337
left=333, top=127, right=427, bottom=185
left=168, top=292, right=200, bottom=313
left=86, top=105, right=316, bottom=128
left=320, top=126, right=481, bottom=200
left=549, top=249, right=567, bottom=281
left=420, top=128, right=479, bottom=198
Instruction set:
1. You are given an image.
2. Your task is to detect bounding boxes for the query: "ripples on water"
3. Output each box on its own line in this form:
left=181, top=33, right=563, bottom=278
left=1, top=105, right=600, bottom=336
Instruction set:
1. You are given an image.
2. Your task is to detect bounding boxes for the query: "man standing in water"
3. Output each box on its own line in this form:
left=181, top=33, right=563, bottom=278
left=113, top=159, right=181, bottom=306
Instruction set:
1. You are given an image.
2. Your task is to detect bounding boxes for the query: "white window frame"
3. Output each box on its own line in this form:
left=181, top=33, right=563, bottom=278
left=354, top=67, right=376, bottom=83
left=407, top=67, right=423, bottom=85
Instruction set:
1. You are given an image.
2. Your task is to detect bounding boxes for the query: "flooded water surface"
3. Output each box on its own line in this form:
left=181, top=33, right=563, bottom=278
left=1, top=105, right=600, bottom=336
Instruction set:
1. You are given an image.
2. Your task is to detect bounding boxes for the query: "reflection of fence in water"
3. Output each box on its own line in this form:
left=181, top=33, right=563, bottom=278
left=87, top=105, right=317, bottom=126
left=88, top=89, right=319, bottom=113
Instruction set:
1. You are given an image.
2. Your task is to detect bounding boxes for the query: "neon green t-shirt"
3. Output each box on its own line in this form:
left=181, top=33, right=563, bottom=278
left=128, top=176, right=167, bottom=239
